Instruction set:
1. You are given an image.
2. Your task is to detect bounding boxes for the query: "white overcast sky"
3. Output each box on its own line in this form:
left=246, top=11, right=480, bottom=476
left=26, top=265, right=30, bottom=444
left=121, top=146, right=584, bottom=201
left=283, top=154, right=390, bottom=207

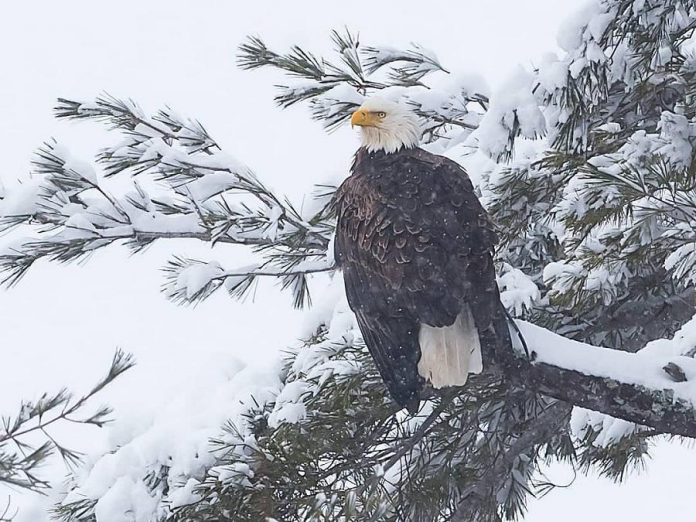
left=1, top=1, right=694, bottom=520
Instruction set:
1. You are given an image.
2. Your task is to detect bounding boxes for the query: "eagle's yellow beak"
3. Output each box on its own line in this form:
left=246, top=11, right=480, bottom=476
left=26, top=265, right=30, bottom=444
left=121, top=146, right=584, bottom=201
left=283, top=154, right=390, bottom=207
left=351, top=108, right=380, bottom=128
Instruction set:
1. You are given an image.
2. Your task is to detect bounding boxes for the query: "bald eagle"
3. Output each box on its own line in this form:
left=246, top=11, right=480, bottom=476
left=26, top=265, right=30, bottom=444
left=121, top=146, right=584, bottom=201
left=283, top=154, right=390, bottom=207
left=334, top=97, right=512, bottom=413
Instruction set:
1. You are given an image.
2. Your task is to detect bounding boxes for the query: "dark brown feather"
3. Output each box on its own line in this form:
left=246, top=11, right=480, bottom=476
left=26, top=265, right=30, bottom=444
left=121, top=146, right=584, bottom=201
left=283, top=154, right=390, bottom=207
left=334, top=147, right=510, bottom=411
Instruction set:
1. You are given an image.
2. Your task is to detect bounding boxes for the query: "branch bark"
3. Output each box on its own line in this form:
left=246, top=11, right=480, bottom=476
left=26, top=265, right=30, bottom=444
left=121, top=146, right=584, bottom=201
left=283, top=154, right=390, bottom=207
left=515, top=360, right=696, bottom=437
left=123, top=226, right=325, bottom=249
left=499, top=321, right=696, bottom=439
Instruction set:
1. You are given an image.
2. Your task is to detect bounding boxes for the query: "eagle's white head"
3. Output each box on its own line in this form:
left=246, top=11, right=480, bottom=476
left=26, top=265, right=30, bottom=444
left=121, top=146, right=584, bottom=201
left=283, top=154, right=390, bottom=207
left=350, top=97, right=421, bottom=154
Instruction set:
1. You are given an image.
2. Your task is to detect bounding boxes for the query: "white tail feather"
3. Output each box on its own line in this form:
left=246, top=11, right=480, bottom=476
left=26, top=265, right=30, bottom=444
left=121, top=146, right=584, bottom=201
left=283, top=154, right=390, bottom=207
left=417, top=306, right=482, bottom=388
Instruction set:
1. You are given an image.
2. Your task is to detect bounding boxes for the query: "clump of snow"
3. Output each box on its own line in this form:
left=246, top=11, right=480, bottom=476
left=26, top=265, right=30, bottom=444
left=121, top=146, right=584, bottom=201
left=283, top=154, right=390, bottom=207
left=595, top=122, right=621, bottom=133
left=556, top=2, right=605, bottom=53
left=262, top=204, right=284, bottom=241
left=311, top=83, right=365, bottom=117
left=175, top=261, right=224, bottom=300
left=543, top=260, right=584, bottom=295
left=665, top=243, right=696, bottom=284
left=62, top=156, right=99, bottom=186
left=168, top=478, right=202, bottom=509
left=213, top=461, right=255, bottom=488
left=92, top=476, right=159, bottom=522
left=63, top=214, right=98, bottom=237
left=181, top=172, right=238, bottom=202
left=470, top=67, right=546, bottom=160
left=571, top=408, right=639, bottom=446
left=0, top=177, right=44, bottom=218
left=498, top=264, right=540, bottom=315
left=536, top=53, right=570, bottom=93
left=268, top=380, right=312, bottom=428
left=298, top=273, right=344, bottom=339
left=655, top=111, right=693, bottom=167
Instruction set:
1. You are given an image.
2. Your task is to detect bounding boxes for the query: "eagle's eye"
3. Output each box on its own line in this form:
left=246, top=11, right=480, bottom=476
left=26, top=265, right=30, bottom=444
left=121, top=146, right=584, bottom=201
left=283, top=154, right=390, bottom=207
left=377, top=111, right=387, bottom=118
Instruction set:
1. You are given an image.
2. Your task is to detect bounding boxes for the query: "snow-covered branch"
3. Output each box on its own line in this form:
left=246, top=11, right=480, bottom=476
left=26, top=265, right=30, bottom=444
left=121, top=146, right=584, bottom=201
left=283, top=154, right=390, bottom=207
left=162, top=256, right=335, bottom=306
left=238, top=28, right=490, bottom=151
left=503, top=320, right=696, bottom=439
left=0, top=95, right=333, bottom=305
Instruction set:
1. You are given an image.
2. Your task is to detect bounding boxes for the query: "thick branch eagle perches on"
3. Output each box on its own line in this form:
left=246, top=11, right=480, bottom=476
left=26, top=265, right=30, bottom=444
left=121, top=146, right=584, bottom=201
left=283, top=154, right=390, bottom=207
left=334, top=97, right=512, bottom=414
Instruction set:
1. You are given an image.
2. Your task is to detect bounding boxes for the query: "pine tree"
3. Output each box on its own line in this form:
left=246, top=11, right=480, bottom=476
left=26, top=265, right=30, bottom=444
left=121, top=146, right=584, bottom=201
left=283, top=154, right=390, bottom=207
left=4, top=1, right=696, bottom=520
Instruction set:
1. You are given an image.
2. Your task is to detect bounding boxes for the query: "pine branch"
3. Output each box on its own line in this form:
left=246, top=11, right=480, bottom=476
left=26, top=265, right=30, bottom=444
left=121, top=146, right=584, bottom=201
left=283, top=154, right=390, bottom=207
left=55, top=95, right=176, bottom=140
left=0, top=350, right=134, bottom=493
left=362, top=44, right=449, bottom=86
left=588, top=287, right=696, bottom=337
left=517, top=360, right=696, bottom=437
left=236, top=29, right=487, bottom=148
left=161, top=255, right=334, bottom=306
left=498, top=322, right=696, bottom=439
left=1, top=96, right=333, bottom=292
left=450, top=402, right=571, bottom=522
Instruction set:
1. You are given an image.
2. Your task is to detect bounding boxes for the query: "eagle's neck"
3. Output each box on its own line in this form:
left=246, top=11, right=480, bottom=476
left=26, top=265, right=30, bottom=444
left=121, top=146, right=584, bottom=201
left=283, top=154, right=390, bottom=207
left=360, top=118, right=421, bottom=154
left=352, top=147, right=401, bottom=175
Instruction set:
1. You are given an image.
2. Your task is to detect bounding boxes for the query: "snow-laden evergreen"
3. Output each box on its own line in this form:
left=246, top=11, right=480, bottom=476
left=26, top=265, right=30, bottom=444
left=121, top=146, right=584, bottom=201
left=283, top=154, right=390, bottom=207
left=4, top=1, right=696, bottom=520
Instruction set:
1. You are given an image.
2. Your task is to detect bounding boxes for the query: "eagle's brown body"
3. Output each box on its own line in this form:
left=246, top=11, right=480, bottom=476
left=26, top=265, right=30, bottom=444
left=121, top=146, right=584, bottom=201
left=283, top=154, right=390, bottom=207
left=334, top=146, right=511, bottom=412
